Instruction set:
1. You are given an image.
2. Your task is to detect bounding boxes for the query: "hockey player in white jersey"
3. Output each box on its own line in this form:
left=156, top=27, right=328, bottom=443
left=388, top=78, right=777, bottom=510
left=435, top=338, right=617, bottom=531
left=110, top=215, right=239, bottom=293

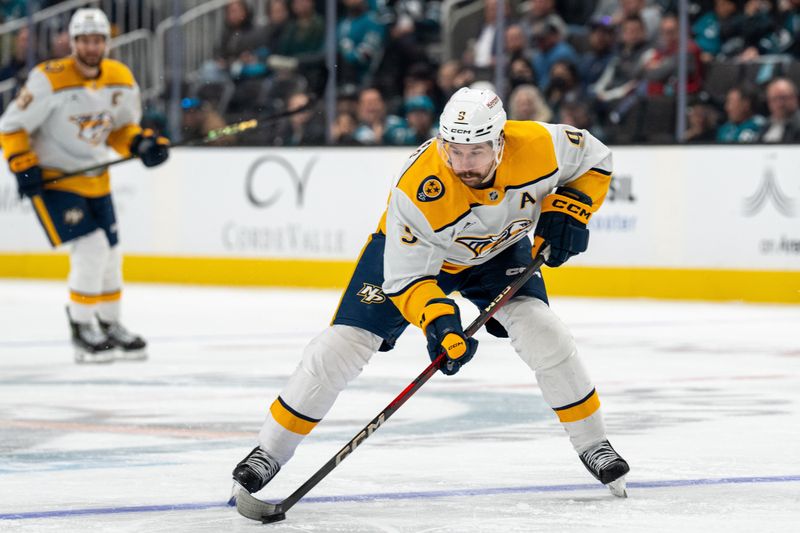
left=0, top=8, right=169, bottom=363
left=233, top=87, right=630, bottom=497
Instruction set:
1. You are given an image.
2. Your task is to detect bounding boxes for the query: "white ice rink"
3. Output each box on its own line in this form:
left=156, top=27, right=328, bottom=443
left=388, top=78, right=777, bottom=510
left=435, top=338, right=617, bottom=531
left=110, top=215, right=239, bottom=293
left=1, top=279, right=798, bottom=532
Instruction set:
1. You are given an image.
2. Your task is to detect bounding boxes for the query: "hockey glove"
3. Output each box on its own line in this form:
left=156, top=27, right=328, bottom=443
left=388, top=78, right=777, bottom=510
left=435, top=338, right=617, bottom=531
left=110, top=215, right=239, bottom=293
left=130, top=129, right=170, bottom=167
left=534, top=187, right=593, bottom=267
left=8, top=151, right=43, bottom=198
left=420, top=298, right=478, bottom=376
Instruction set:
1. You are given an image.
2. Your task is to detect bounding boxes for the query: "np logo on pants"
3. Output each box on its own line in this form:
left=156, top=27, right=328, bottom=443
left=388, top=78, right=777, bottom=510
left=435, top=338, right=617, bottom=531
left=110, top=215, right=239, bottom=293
left=357, top=283, right=386, bottom=304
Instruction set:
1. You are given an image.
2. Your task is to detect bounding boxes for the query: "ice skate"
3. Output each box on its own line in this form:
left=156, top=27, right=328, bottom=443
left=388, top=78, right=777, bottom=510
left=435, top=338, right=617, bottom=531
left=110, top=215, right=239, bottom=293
left=98, top=318, right=148, bottom=361
left=232, top=446, right=281, bottom=494
left=67, top=308, right=114, bottom=364
left=579, top=440, right=630, bottom=497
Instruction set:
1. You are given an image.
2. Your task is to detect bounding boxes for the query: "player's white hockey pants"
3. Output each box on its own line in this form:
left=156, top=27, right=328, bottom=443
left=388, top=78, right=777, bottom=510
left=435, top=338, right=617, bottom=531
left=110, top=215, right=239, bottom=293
left=259, top=297, right=606, bottom=464
left=259, top=325, right=382, bottom=464
left=493, top=296, right=606, bottom=452
left=68, top=229, right=123, bottom=323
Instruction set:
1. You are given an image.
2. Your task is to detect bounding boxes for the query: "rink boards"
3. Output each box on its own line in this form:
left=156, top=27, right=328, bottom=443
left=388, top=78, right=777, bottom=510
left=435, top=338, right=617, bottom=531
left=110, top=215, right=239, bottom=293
left=0, top=144, right=797, bottom=303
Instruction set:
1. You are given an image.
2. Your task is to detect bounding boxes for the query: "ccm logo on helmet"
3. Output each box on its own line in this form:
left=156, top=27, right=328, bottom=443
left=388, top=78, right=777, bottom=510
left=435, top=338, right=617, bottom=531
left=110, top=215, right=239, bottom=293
left=451, top=129, right=471, bottom=134
left=553, top=199, right=592, bottom=220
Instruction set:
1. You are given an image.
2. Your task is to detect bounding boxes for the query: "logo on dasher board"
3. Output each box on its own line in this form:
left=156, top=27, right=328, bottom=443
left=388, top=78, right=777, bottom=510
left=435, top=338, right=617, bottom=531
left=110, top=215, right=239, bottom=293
left=357, top=283, right=386, bottom=304
left=742, top=165, right=796, bottom=217
left=245, top=155, right=318, bottom=208
left=456, top=219, right=532, bottom=258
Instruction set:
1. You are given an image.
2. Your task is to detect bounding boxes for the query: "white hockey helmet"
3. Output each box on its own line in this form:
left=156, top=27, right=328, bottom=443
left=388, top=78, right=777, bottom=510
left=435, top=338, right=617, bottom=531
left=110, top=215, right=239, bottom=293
left=437, top=87, right=507, bottom=180
left=69, top=8, right=111, bottom=40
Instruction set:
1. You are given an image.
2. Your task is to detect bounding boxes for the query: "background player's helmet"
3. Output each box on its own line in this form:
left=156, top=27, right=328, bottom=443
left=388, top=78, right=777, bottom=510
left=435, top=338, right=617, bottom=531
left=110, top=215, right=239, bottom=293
left=438, top=87, right=507, bottom=179
left=69, top=8, right=111, bottom=40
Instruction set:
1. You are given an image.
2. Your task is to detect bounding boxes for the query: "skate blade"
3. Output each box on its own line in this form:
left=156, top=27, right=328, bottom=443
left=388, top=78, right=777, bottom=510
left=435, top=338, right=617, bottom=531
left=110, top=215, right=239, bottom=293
left=74, top=349, right=115, bottom=364
left=607, top=476, right=628, bottom=498
left=114, top=348, right=148, bottom=361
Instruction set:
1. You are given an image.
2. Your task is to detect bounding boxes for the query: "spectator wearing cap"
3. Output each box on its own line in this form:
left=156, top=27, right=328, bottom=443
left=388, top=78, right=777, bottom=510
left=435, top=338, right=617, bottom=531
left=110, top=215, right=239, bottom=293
left=717, top=85, right=766, bottom=143
left=530, top=14, right=579, bottom=90
left=578, top=17, right=616, bottom=89
left=508, top=84, right=552, bottom=122
left=180, top=97, right=231, bottom=146
left=385, top=95, right=437, bottom=145
left=758, top=77, right=800, bottom=143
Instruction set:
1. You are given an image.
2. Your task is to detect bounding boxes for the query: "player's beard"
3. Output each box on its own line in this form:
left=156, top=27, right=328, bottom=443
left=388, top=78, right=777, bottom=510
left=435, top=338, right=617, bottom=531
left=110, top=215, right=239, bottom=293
left=456, top=170, right=493, bottom=188
left=75, top=50, right=103, bottom=69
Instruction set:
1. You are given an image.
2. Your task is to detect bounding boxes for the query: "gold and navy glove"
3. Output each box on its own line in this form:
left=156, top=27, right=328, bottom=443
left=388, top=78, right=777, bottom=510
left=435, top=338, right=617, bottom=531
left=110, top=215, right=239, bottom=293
left=534, top=187, right=593, bottom=267
left=130, top=129, right=170, bottom=167
left=419, top=298, right=478, bottom=376
left=8, top=151, right=43, bottom=199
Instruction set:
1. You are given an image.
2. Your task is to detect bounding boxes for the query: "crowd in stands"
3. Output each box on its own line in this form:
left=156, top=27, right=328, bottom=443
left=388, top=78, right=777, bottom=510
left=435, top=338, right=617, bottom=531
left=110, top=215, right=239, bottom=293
left=2, top=0, right=800, bottom=145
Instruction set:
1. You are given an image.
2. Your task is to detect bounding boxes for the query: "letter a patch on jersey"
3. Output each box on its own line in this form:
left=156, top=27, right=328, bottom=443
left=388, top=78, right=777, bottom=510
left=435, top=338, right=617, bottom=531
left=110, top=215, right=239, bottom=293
left=520, top=191, right=536, bottom=209
left=357, top=283, right=386, bottom=304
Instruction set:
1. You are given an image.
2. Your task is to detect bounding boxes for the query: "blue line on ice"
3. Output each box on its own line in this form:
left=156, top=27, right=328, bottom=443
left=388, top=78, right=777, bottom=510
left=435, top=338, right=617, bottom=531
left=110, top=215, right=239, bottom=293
left=1, top=474, right=798, bottom=520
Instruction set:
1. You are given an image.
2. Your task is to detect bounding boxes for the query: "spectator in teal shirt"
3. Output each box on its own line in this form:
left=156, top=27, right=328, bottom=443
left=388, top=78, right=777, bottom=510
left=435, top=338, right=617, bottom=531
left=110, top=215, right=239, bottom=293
left=338, top=0, right=386, bottom=87
left=717, top=85, right=766, bottom=142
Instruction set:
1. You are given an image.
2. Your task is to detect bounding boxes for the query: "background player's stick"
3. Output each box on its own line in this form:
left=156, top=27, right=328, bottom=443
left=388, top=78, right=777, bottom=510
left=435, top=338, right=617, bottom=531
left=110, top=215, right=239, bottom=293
left=35, top=98, right=316, bottom=185
left=235, top=239, right=552, bottom=524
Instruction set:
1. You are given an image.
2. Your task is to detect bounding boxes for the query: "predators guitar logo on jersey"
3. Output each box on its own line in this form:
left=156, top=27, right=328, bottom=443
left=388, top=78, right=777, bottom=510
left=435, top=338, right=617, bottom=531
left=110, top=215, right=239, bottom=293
left=455, top=219, right=533, bottom=258
left=70, top=112, right=113, bottom=145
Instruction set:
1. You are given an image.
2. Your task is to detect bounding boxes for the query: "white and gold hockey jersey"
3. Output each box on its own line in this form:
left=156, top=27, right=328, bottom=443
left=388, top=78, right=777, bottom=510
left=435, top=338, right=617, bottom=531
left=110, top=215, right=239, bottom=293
left=0, top=56, right=143, bottom=198
left=379, top=120, right=613, bottom=327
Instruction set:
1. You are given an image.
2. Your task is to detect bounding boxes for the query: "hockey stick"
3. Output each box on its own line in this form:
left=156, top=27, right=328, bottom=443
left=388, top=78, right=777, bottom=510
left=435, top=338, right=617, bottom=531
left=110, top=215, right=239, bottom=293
left=235, top=239, right=551, bottom=524
left=34, top=98, right=316, bottom=185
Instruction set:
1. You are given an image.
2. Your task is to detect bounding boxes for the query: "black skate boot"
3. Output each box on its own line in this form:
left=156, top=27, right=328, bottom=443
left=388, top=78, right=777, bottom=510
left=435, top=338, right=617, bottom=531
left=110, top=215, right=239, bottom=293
left=98, top=318, right=148, bottom=361
left=67, top=308, right=114, bottom=364
left=232, top=446, right=281, bottom=494
left=579, top=440, right=630, bottom=497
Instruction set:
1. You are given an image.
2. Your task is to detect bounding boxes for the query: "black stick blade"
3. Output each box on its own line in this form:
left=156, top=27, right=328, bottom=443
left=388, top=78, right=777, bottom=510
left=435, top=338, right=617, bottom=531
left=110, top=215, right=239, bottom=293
left=235, top=489, right=286, bottom=523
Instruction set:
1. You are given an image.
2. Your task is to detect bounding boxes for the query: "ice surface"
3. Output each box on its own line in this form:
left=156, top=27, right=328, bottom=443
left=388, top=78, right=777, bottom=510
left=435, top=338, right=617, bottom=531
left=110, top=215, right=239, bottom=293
left=1, top=280, right=798, bottom=532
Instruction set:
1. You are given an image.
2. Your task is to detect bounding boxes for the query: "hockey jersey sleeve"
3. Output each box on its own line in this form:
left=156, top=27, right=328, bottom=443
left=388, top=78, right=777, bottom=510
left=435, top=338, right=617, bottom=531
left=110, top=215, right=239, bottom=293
left=539, top=123, right=613, bottom=210
left=105, top=68, right=143, bottom=157
left=382, top=188, right=451, bottom=328
left=0, top=68, right=56, bottom=160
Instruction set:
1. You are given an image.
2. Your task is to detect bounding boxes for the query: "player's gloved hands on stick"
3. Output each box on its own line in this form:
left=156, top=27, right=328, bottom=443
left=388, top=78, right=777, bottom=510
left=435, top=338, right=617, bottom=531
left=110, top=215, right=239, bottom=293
left=130, top=128, right=170, bottom=167
left=9, top=151, right=43, bottom=199
left=420, top=298, right=478, bottom=375
left=533, top=186, right=593, bottom=267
